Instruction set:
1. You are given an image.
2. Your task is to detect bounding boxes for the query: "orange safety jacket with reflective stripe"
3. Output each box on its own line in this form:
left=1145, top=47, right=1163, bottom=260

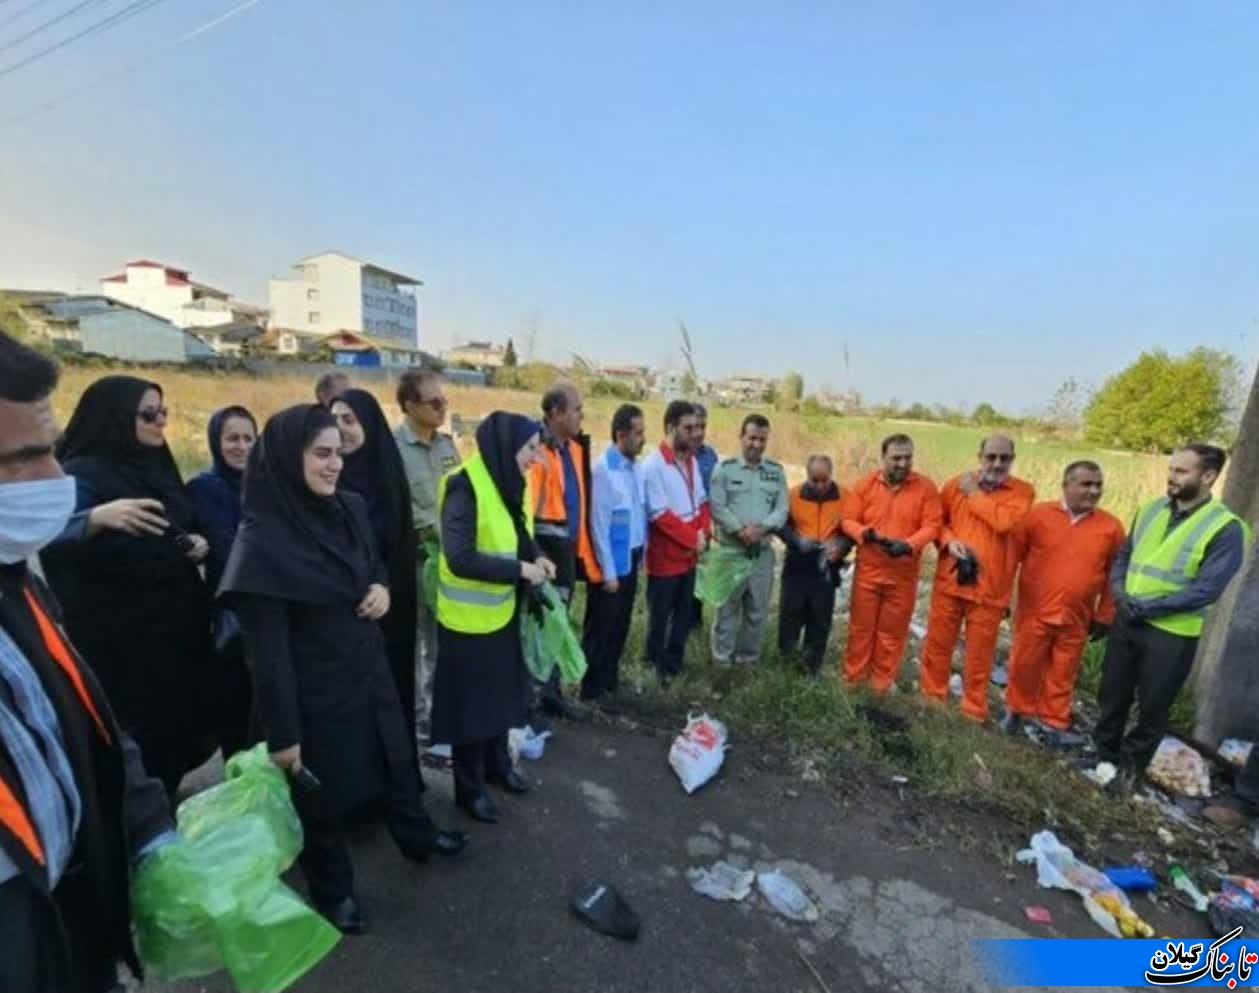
left=0, top=582, right=111, bottom=869
left=528, top=433, right=603, bottom=583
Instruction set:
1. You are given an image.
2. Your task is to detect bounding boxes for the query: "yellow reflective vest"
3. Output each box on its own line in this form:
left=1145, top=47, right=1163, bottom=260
left=1125, top=496, right=1245, bottom=637
left=436, top=453, right=532, bottom=634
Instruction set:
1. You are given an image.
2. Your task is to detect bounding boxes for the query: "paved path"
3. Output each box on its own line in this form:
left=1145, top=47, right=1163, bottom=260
left=161, top=718, right=1195, bottom=993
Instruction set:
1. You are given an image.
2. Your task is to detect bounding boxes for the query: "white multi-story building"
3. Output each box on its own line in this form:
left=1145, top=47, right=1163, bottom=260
left=269, top=251, right=421, bottom=346
left=99, top=260, right=265, bottom=332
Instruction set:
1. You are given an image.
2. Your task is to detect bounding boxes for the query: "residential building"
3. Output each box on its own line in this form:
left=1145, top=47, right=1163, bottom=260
left=269, top=251, right=421, bottom=345
left=196, top=320, right=264, bottom=357
left=445, top=340, right=506, bottom=369
left=322, top=330, right=430, bottom=369
left=714, top=373, right=774, bottom=405
left=99, top=260, right=267, bottom=334
left=650, top=368, right=690, bottom=398
left=21, top=296, right=214, bottom=363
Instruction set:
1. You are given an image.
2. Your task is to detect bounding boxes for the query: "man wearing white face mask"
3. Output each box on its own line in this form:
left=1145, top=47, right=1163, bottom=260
left=0, top=329, right=174, bottom=993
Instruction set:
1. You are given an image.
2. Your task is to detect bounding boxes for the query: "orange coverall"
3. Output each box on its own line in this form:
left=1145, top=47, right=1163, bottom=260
left=920, top=474, right=1035, bottom=720
left=1005, top=502, right=1124, bottom=730
left=841, top=471, right=942, bottom=691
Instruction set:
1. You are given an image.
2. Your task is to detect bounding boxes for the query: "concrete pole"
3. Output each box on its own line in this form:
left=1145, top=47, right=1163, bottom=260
left=1193, top=362, right=1259, bottom=744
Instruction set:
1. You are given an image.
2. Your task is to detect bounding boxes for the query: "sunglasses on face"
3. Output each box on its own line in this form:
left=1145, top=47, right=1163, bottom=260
left=137, top=406, right=168, bottom=424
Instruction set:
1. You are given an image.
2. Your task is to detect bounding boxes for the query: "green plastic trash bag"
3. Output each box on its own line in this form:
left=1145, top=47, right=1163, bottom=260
left=695, top=544, right=758, bottom=608
left=521, top=581, right=588, bottom=683
left=130, top=744, right=341, bottom=993
left=418, top=536, right=439, bottom=612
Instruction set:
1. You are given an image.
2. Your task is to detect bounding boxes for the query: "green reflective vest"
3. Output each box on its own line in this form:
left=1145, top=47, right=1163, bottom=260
left=1125, top=496, right=1243, bottom=637
left=436, top=453, right=532, bottom=635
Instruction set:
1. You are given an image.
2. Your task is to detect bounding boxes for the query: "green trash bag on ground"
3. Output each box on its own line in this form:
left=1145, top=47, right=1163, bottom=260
left=130, top=744, right=341, bottom=993
left=418, top=536, right=440, bottom=612
left=521, top=581, right=588, bottom=684
left=695, top=543, right=758, bottom=608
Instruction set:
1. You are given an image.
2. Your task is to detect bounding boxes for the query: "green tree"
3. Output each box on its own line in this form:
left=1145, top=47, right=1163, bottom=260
left=972, top=402, right=1001, bottom=426
left=1084, top=348, right=1238, bottom=452
left=502, top=337, right=518, bottom=367
left=776, top=371, right=804, bottom=413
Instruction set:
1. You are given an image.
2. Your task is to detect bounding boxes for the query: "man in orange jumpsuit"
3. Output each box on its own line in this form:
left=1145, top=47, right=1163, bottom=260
left=841, top=434, right=942, bottom=691
left=920, top=434, right=1035, bottom=720
left=1002, top=460, right=1125, bottom=739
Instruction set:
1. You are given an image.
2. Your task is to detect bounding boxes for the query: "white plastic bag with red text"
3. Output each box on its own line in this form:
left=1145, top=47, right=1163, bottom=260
left=668, top=713, right=728, bottom=794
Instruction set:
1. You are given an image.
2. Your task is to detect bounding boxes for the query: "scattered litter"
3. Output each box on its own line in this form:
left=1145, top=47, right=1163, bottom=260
left=1157, top=828, right=1175, bottom=846
left=1023, top=906, right=1054, bottom=925
left=973, top=753, right=994, bottom=789
left=949, top=673, right=963, bottom=698
left=1209, top=878, right=1259, bottom=938
left=784, top=789, right=800, bottom=799
left=1147, top=737, right=1212, bottom=798
left=1016, top=830, right=1154, bottom=938
left=687, top=861, right=755, bottom=902
left=891, top=775, right=909, bottom=785
left=908, top=622, right=927, bottom=640
left=1082, top=762, right=1117, bottom=787
left=1103, top=866, right=1158, bottom=892
left=509, top=726, right=552, bottom=763
left=1170, top=865, right=1210, bottom=913
left=1219, top=739, right=1254, bottom=768
left=1131, top=851, right=1153, bottom=868
left=989, top=665, right=1008, bottom=688
left=569, top=881, right=641, bottom=941
left=1134, top=789, right=1206, bottom=833
left=756, top=870, right=820, bottom=923
left=800, top=758, right=822, bottom=784
left=668, top=714, right=728, bottom=794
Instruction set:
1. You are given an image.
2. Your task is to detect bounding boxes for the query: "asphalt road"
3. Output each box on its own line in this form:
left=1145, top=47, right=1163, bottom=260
left=158, top=716, right=1199, bottom=993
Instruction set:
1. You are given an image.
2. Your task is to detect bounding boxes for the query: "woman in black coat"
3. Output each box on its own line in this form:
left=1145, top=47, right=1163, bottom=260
left=41, top=375, right=217, bottom=794
left=433, top=411, right=554, bottom=824
left=220, top=404, right=464, bottom=935
left=329, top=389, right=420, bottom=742
left=185, top=405, right=258, bottom=758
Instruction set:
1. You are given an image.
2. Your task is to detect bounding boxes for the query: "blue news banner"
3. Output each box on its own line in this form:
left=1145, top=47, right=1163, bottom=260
left=975, top=927, right=1259, bottom=987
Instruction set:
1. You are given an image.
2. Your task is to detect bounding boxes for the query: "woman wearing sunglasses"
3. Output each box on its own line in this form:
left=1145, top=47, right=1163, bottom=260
left=41, top=376, right=218, bottom=795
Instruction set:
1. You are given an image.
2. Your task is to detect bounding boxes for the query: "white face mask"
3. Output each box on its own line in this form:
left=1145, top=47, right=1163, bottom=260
left=0, top=476, right=77, bottom=564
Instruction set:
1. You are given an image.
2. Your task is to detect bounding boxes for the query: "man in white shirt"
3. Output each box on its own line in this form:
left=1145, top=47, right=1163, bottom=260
left=580, top=405, right=648, bottom=708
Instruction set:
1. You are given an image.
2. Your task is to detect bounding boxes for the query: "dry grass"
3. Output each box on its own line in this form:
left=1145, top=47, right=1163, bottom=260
left=52, top=365, right=1167, bottom=524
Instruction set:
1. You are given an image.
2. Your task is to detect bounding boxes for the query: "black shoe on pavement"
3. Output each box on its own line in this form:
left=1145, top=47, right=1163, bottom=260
left=541, top=696, right=578, bottom=720
left=401, top=829, right=469, bottom=862
left=458, top=793, right=499, bottom=824
left=488, top=770, right=531, bottom=794
left=998, top=712, right=1024, bottom=736
left=319, top=896, right=368, bottom=935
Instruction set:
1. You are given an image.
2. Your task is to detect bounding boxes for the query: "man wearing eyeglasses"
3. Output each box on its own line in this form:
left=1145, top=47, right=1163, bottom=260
left=920, top=434, right=1035, bottom=721
left=394, top=369, right=460, bottom=751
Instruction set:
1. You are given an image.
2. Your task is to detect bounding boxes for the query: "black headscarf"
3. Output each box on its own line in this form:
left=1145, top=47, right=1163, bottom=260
left=56, top=374, right=194, bottom=528
left=476, top=411, right=541, bottom=544
left=334, top=389, right=412, bottom=554
left=206, top=405, right=257, bottom=494
left=219, top=404, right=376, bottom=604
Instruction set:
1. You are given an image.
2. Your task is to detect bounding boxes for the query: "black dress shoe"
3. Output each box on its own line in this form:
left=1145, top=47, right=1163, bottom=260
left=488, top=770, right=531, bottom=794
left=400, top=829, right=469, bottom=862
left=319, top=896, right=368, bottom=935
left=457, top=793, right=499, bottom=823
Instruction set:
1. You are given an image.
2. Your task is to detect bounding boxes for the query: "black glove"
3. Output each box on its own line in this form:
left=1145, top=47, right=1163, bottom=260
left=884, top=539, right=913, bottom=558
left=834, top=536, right=855, bottom=561
left=1088, top=620, right=1110, bottom=642
left=954, top=555, right=980, bottom=586
left=862, top=528, right=880, bottom=544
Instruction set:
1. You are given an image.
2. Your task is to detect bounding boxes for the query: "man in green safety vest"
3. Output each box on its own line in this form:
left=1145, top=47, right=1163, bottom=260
left=1094, top=443, right=1247, bottom=790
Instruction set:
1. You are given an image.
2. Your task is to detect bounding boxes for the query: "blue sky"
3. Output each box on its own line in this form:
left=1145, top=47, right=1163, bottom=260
left=1, top=1, right=1256, bottom=410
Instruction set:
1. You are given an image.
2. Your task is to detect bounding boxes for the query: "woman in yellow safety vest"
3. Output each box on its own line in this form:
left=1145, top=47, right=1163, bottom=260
left=432, top=412, right=554, bottom=824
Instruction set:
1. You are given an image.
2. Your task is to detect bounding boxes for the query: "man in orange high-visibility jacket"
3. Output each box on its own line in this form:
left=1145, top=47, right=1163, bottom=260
left=841, top=433, right=942, bottom=692
left=920, top=434, right=1035, bottom=721
left=526, top=382, right=602, bottom=720
left=1002, top=460, right=1125, bottom=739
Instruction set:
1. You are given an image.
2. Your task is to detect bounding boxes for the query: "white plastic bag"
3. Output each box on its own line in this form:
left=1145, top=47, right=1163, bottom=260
left=668, top=714, right=728, bottom=794
left=1219, top=739, right=1254, bottom=768
left=1016, top=830, right=1153, bottom=938
left=756, top=870, right=819, bottom=922
left=1147, top=736, right=1212, bottom=797
left=687, top=861, right=755, bottom=902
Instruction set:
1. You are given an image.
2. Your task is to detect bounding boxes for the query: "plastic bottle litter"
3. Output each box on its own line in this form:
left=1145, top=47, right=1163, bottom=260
left=1219, top=739, right=1254, bottom=768
left=1103, top=866, right=1158, bottom=892
left=1083, top=762, right=1118, bottom=787
left=687, top=861, right=755, bottom=902
left=1147, top=737, right=1212, bottom=798
left=1016, top=830, right=1154, bottom=938
left=668, top=714, right=728, bottom=794
left=1170, top=865, right=1210, bottom=913
left=756, top=870, right=820, bottom=923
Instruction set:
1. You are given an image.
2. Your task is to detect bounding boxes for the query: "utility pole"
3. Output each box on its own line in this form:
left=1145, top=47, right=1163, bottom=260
left=1193, top=352, right=1259, bottom=743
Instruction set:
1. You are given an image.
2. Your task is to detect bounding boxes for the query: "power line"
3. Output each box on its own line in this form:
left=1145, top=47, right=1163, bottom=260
left=0, top=0, right=266, bottom=120
left=0, top=0, right=173, bottom=80
left=0, top=0, right=59, bottom=33
left=0, top=0, right=110, bottom=56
